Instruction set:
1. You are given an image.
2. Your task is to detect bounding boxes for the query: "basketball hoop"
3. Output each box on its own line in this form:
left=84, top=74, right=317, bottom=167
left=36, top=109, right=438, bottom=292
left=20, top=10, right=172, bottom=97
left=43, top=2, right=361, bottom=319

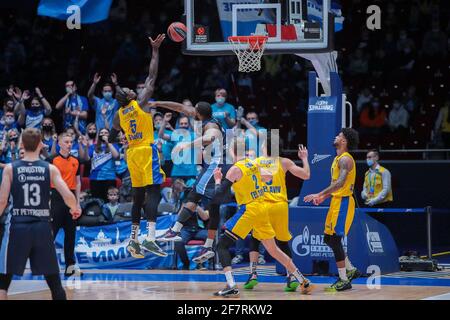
left=228, top=36, right=268, bottom=73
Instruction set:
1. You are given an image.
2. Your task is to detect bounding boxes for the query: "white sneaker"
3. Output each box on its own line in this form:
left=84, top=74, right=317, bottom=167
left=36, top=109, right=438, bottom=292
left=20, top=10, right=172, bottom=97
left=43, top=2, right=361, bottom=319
left=258, top=254, right=266, bottom=265
left=65, top=264, right=83, bottom=277
left=231, top=255, right=244, bottom=265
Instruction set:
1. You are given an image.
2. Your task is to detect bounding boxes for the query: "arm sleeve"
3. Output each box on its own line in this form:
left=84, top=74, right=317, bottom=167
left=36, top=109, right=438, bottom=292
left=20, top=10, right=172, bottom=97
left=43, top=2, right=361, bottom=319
left=211, top=179, right=233, bottom=204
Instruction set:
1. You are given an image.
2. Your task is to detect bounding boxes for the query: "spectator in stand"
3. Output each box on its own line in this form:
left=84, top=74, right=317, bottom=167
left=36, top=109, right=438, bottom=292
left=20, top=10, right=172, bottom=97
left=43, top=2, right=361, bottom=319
left=434, top=101, right=450, bottom=148
left=86, top=123, right=98, bottom=147
left=356, top=88, right=373, bottom=113
left=422, top=21, right=448, bottom=61
left=0, top=128, right=20, bottom=181
left=1, top=96, right=16, bottom=119
left=361, top=150, right=393, bottom=207
left=87, top=128, right=120, bottom=201
left=211, top=88, right=236, bottom=130
left=87, top=73, right=119, bottom=131
left=0, top=109, right=22, bottom=143
left=102, top=186, right=120, bottom=222
left=237, top=111, right=267, bottom=157
left=160, top=178, right=187, bottom=214
left=115, top=131, right=132, bottom=202
left=174, top=205, right=209, bottom=270
left=159, top=113, right=197, bottom=183
left=388, top=99, right=409, bottom=137
left=359, top=98, right=387, bottom=136
left=55, top=80, right=89, bottom=134
left=17, top=88, right=52, bottom=129
left=403, top=86, right=419, bottom=114
left=41, top=117, right=57, bottom=152
left=347, top=49, right=369, bottom=76
left=153, top=112, right=174, bottom=175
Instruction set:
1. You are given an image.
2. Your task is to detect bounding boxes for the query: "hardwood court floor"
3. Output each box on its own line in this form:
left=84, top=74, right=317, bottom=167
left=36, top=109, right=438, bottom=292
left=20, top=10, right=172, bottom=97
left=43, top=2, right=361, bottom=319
left=8, top=268, right=450, bottom=300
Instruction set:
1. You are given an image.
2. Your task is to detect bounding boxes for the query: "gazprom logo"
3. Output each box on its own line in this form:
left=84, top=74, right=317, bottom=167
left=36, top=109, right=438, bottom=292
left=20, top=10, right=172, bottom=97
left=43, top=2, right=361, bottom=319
left=308, top=99, right=335, bottom=113
left=303, top=226, right=310, bottom=245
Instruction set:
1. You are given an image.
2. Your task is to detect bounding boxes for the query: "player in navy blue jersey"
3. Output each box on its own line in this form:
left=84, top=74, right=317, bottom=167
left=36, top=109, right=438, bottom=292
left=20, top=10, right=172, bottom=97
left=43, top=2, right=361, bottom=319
left=0, top=128, right=81, bottom=300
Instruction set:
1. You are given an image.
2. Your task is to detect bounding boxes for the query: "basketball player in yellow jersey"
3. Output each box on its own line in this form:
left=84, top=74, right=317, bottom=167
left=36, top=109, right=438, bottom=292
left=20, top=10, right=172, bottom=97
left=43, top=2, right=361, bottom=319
left=211, top=138, right=313, bottom=297
left=304, top=128, right=362, bottom=292
left=109, top=34, right=167, bottom=258
left=244, top=145, right=310, bottom=292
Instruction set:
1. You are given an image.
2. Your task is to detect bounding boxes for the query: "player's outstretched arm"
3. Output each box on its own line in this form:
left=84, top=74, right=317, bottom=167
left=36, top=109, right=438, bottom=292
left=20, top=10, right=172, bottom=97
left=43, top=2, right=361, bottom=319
left=211, top=166, right=242, bottom=204
left=0, top=165, right=12, bottom=216
left=50, top=164, right=81, bottom=219
left=284, top=144, right=310, bottom=180
left=150, top=101, right=196, bottom=117
left=138, top=34, right=165, bottom=107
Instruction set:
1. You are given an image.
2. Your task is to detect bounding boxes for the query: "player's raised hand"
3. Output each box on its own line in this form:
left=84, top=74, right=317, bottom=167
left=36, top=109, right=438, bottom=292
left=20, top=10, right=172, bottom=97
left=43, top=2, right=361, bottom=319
left=298, top=144, right=308, bottom=161
left=213, top=167, right=223, bottom=183
left=149, top=34, right=166, bottom=49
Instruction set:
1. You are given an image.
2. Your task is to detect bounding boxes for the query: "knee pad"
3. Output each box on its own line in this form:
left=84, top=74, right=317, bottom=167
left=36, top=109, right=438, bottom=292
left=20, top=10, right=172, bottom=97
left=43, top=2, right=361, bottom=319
left=178, top=207, right=195, bottom=223
left=324, top=234, right=345, bottom=262
left=217, top=232, right=237, bottom=268
left=249, top=235, right=261, bottom=253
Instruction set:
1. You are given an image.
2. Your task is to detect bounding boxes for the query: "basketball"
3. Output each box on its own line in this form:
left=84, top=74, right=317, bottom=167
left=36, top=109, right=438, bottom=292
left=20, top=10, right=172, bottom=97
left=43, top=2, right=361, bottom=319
left=167, top=22, right=187, bottom=42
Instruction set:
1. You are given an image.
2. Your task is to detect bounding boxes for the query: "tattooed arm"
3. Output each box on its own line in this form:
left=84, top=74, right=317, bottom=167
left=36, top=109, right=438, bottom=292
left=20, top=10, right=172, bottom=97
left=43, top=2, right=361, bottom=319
left=304, top=156, right=353, bottom=205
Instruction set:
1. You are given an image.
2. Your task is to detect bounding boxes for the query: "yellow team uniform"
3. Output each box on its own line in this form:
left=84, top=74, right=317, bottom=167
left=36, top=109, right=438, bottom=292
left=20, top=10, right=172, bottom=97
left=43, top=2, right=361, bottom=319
left=256, top=157, right=291, bottom=241
left=224, top=159, right=275, bottom=241
left=325, top=152, right=356, bottom=236
left=118, top=100, right=165, bottom=187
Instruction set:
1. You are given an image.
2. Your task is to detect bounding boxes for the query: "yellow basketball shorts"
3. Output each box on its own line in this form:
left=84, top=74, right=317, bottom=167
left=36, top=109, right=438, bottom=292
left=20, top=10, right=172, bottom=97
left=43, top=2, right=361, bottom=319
left=324, top=196, right=356, bottom=236
left=225, top=201, right=275, bottom=241
left=266, top=201, right=291, bottom=242
left=126, top=144, right=165, bottom=188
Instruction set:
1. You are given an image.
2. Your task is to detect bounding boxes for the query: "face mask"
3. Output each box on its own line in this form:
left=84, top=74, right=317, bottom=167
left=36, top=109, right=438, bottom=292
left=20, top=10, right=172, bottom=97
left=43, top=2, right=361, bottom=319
left=5, top=118, right=15, bottom=126
left=42, top=125, right=53, bottom=132
left=155, top=124, right=161, bottom=130
left=31, top=104, right=40, bottom=109
left=9, top=137, right=18, bottom=143
left=88, top=132, right=97, bottom=139
left=249, top=120, right=258, bottom=126
left=136, top=88, right=144, bottom=96
left=66, top=87, right=73, bottom=94
left=215, top=97, right=225, bottom=105
left=372, top=102, right=380, bottom=108
left=367, top=159, right=374, bottom=167
left=103, top=92, right=113, bottom=100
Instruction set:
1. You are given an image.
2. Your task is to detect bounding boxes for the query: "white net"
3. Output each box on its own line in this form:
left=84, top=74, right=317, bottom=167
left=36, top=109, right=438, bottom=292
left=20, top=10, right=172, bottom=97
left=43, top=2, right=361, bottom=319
left=228, top=36, right=268, bottom=73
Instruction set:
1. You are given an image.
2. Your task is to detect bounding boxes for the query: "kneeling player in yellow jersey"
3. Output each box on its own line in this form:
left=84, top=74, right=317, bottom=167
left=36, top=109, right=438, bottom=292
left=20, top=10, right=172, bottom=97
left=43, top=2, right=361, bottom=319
left=244, top=144, right=311, bottom=292
left=304, top=128, right=363, bottom=292
left=211, top=138, right=313, bottom=297
left=109, top=34, right=167, bottom=258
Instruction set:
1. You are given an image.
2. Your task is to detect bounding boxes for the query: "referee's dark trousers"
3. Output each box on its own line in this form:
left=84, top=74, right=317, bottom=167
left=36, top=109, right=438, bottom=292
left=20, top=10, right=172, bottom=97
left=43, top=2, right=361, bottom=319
left=51, top=190, right=77, bottom=267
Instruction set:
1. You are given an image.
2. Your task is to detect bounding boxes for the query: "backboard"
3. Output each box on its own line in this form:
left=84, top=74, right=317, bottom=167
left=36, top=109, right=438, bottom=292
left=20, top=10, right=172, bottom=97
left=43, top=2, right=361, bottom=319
left=182, top=0, right=335, bottom=56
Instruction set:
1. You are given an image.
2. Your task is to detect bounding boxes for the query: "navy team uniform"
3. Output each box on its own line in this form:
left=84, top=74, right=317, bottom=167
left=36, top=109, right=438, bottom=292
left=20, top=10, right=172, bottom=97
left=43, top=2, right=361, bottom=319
left=187, top=118, right=232, bottom=203
left=0, top=160, right=59, bottom=276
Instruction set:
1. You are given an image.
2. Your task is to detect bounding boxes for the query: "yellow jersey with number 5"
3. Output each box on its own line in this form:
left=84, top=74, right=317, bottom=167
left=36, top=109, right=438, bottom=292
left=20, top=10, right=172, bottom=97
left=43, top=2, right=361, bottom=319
left=255, top=157, right=288, bottom=203
left=331, top=152, right=356, bottom=197
left=233, top=159, right=265, bottom=205
left=118, top=100, right=154, bottom=148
